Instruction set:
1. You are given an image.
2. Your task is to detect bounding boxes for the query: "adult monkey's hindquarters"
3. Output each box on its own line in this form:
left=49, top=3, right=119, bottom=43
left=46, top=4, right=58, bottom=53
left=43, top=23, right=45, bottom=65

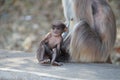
left=62, top=0, right=116, bottom=63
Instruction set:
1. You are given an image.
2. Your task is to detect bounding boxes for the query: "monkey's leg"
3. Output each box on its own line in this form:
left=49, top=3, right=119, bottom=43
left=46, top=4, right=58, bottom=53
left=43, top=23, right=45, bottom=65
left=36, top=44, right=45, bottom=63
left=70, top=21, right=108, bottom=62
left=51, top=48, right=62, bottom=66
left=36, top=43, right=51, bottom=64
left=40, top=45, right=45, bottom=61
left=51, top=48, right=57, bottom=64
left=40, top=44, right=53, bottom=64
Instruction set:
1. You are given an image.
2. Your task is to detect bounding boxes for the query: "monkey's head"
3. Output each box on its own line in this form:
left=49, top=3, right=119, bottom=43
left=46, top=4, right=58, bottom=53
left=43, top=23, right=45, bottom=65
left=51, top=21, right=67, bottom=37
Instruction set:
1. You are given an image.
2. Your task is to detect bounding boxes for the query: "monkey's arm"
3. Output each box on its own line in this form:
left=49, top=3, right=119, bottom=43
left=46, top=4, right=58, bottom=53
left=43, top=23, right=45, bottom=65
left=57, top=37, right=63, bottom=54
left=57, top=44, right=60, bottom=54
left=40, top=32, right=51, bottom=44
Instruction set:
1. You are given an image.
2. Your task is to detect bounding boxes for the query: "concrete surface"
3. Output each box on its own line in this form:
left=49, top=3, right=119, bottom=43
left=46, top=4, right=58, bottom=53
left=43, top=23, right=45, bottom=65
left=0, top=49, right=120, bottom=80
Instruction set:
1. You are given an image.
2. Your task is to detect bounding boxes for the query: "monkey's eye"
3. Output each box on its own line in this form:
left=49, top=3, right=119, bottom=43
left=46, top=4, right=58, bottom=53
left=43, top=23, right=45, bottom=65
left=56, top=27, right=60, bottom=30
left=52, top=27, right=61, bottom=30
left=52, top=27, right=55, bottom=30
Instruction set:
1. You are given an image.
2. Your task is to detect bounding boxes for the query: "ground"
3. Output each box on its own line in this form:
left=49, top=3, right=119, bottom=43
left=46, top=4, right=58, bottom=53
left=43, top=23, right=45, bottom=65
left=0, top=1, right=120, bottom=80
left=0, top=50, right=120, bottom=80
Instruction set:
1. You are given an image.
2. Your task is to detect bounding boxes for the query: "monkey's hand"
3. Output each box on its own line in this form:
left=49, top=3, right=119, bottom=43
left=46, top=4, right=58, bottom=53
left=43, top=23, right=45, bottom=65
left=51, top=61, right=63, bottom=66
left=40, top=59, right=50, bottom=64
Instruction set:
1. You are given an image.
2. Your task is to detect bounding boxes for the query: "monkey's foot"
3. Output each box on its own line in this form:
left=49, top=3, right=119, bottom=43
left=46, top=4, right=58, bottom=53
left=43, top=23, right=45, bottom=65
left=40, top=59, right=50, bottom=64
left=51, top=62, right=63, bottom=66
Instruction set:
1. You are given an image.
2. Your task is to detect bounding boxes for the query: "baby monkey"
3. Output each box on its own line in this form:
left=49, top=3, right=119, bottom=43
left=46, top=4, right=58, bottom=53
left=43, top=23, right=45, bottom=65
left=37, top=21, right=67, bottom=66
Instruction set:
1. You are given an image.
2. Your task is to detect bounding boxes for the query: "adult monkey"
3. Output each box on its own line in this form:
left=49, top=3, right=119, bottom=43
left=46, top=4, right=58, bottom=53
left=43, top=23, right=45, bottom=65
left=60, top=0, right=116, bottom=63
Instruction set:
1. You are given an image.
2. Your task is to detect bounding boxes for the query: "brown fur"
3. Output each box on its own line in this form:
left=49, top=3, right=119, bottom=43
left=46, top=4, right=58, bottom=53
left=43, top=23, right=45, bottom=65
left=62, top=0, right=116, bottom=63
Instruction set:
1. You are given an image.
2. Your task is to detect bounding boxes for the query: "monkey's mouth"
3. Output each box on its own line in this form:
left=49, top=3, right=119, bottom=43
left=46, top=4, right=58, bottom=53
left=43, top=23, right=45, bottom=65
left=53, top=31, right=60, bottom=34
left=53, top=33, right=60, bottom=37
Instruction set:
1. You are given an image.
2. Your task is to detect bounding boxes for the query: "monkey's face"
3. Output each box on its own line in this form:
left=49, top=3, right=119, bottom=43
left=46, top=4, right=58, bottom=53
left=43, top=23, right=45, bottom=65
left=51, top=27, right=63, bottom=37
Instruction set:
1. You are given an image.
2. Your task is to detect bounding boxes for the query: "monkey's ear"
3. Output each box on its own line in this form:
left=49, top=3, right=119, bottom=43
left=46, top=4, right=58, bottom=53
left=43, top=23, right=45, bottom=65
left=64, top=27, right=68, bottom=32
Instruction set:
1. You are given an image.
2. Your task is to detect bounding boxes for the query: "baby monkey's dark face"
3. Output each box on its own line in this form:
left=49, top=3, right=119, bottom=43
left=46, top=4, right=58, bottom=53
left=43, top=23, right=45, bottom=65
left=51, top=26, right=64, bottom=37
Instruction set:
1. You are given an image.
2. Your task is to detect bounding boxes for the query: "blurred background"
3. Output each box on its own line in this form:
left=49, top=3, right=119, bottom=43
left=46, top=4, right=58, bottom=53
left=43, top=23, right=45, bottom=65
left=0, top=0, right=120, bottom=52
